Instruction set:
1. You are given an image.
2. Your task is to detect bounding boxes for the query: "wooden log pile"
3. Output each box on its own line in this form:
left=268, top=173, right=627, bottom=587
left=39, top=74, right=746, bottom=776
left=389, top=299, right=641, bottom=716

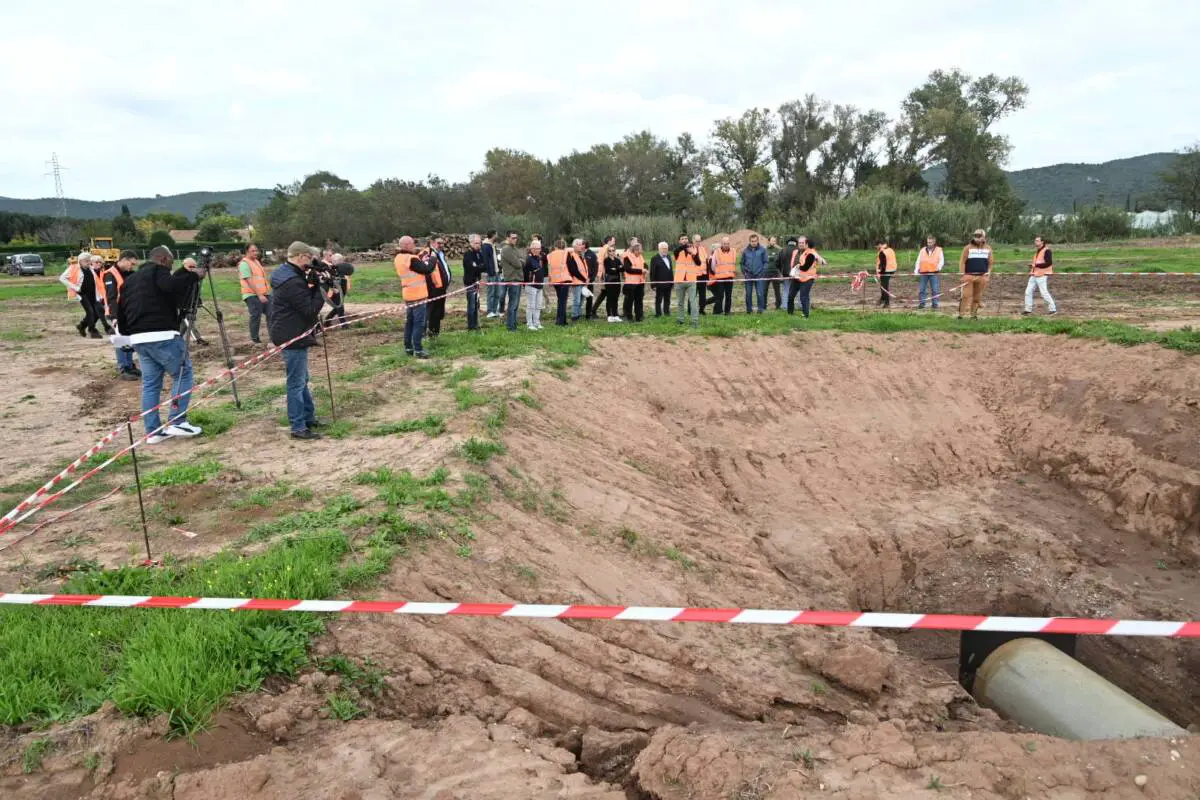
left=347, top=233, right=472, bottom=263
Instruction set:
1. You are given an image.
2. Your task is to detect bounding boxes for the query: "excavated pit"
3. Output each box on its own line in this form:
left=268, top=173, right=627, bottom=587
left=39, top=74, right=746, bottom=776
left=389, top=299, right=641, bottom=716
left=5, top=329, right=1200, bottom=799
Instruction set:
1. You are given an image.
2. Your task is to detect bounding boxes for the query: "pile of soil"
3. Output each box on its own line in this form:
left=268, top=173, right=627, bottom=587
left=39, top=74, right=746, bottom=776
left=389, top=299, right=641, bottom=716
left=699, top=228, right=766, bottom=252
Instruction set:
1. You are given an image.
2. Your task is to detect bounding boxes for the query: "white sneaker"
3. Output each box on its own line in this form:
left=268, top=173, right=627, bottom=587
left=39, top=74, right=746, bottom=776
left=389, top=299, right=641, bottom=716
left=164, top=421, right=203, bottom=438
left=144, top=433, right=171, bottom=445
left=487, top=312, right=499, bottom=319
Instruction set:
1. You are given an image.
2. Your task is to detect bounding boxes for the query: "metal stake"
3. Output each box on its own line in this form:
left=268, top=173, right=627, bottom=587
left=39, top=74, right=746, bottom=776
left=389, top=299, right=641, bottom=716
left=127, top=422, right=152, bottom=562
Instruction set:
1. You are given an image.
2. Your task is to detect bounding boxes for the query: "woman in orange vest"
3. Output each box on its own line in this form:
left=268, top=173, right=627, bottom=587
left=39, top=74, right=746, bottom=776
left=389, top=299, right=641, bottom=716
left=875, top=239, right=898, bottom=308
left=673, top=237, right=702, bottom=325
left=787, top=236, right=825, bottom=318
left=913, top=235, right=944, bottom=310
left=709, top=236, right=737, bottom=315
left=238, top=243, right=270, bottom=343
left=621, top=238, right=647, bottom=322
left=1023, top=235, right=1058, bottom=315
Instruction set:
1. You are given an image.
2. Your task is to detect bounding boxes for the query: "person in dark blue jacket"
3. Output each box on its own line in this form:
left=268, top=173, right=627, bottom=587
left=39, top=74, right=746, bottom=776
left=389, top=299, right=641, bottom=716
left=740, top=233, right=769, bottom=313
left=481, top=230, right=503, bottom=318
left=268, top=241, right=330, bottom=441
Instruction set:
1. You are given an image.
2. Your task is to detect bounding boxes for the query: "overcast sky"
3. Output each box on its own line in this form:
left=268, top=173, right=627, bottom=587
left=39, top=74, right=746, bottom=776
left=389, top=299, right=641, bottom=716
left=2, top=0, right=1197, bottom=201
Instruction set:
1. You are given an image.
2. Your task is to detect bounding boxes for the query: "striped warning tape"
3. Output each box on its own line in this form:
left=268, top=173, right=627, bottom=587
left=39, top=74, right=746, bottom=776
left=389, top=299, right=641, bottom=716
left=1, top=593, right=1196, bottom=637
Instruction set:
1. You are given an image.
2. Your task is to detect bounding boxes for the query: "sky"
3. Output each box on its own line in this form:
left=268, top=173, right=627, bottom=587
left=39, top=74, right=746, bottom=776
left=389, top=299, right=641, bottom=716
left=2, top=0, right=1198, bottom=201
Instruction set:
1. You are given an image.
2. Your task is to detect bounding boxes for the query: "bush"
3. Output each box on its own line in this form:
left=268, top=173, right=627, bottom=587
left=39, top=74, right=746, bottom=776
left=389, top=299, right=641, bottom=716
left=807, top=188, right=992, bottom=249
left=575, top=215, right=684, bottom=248
left=147, top=230, right=176, bottom=250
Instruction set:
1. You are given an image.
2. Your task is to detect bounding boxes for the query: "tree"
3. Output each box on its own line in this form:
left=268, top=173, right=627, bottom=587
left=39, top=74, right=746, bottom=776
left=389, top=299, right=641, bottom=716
left=473, top=149, right=548, bottom=214
left=898, top=69, right=1028, bottom=205
left=1160, top=144, right=1200, bottom=218
left=148, top=230, right=176, bottom=250
left=299, top=170, right=354, bottom=193
left=709, top=108, right=776, bottom=224
left=194, top=202, right=230, bottom=224
left=143, top=211, right=190, bottom=230
left=112, top=204, right=138, bottom=242
left=814, top=106, right=888, bottom=196
left=195, top=214, right=242, bottom=241
left=771, top=95, right=833, bottom=215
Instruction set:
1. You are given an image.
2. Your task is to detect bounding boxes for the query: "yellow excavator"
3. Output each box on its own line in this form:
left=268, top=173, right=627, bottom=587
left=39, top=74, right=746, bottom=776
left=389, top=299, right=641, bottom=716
left=88, top=237, right=120, bottom=265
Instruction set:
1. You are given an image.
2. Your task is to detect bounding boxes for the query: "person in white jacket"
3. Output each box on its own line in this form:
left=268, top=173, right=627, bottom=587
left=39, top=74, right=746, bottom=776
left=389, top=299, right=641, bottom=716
left=913, top=235, right=945, bottom=310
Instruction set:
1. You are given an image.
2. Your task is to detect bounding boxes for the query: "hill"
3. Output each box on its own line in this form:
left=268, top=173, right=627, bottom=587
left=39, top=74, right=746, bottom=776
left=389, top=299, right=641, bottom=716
left=923, top=152, right=1174, bottom=214
left=0, top=189, right=274, bottom=221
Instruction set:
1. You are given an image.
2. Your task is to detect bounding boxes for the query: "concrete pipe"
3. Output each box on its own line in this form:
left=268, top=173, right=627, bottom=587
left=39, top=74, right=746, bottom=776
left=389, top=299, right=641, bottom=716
left=974, top=638, right=1188, bottom=740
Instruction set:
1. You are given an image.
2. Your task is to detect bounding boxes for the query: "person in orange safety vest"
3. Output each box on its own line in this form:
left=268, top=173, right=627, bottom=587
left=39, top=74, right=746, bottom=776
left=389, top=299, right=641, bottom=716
left=393, top=235, right=436, bottom=358
left=238, top=243, right=270, bottom=344
left=1023, top=234, right=1058, bottom=315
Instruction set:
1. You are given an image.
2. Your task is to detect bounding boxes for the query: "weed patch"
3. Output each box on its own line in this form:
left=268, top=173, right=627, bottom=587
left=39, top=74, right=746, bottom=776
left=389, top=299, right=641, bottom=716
left=366, top=414, right=446, bottom=437
left=461, top=438, right=505, bottom=464
left=140, top=460, right=221, bottom=488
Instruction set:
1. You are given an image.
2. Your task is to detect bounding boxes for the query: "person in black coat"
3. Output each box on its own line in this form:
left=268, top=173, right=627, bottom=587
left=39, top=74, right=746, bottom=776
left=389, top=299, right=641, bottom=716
left=650, top=241, right=674, bottom=317
left=462, top=234, right=487, bottom=330
left=268, top=241, right=330, bottom=441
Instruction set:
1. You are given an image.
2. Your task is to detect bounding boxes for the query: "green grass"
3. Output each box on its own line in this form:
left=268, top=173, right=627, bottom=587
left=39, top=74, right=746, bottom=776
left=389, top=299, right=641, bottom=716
left=188, top=404, right=239, bottom=437
left=22, top=739, right=51, bottom=773
left=0, top=534, right=387, bottom=734
left=445, top=365, right=483, bottom=386
left=460, top=438, right=505, bottom=464
left=324, top=692, right=364, bottom=721
left=453, top=384, right=489, bottom=410
left=366, top=414, right=446, bottom=437
left=664, top=545, right=696, bottom=570
left=139, top=459, right=222, bottom=488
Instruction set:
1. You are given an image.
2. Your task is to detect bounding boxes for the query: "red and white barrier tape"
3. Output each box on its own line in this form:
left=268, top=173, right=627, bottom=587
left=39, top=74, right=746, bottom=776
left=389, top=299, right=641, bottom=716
left=0, top=593, right=1196, bottom=636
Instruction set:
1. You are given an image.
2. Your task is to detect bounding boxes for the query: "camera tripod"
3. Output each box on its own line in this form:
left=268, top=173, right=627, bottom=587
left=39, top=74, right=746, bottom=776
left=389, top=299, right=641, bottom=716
left=181, top=265, right=242, bottom=409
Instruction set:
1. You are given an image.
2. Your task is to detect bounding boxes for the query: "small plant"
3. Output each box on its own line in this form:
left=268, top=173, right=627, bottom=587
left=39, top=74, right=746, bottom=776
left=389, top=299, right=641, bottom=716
left=367, top=414, right=445, bottom=437
left=461, top=438, right=505, bottom=464
left=22, top=739, right=51, bottom=774
left=323, top=420, right=354, bottom=440
left=811, top=680, right=827, bottom=696
left=800, top=749, right=815, bottom=770
left=83, top=752, right=99, bottom=772
left=927, top=775, right=943, bottom=791
left=292, top=486, right=315, bottom=502
left=60, top=534, right=96, bottom=549
left=1023, top=741, right=1037, bottom=753
left=484, top=402, right=508, bottom=434
left=618, top=526, right=639, bottom=547
left=665, top=546, right=696, bottom=571
left=453, top=384, right=489, bottom=410
left=318, top=655, right=387, bottom=697
left=445, top=365, right=483, bottom=386
left=515, top=564, right=537, bottom=582
left=515, top=393, right=541, bottom=409
left=324, top=693, right=364, bottom=722
left=456, top=544, right=473, bottom=559
left=1156, top=559, right=1169, bottom=570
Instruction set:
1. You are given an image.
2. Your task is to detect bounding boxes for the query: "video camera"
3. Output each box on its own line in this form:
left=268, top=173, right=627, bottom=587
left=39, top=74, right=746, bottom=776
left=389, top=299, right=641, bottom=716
left=306, top=258, right=355, bottom=306
left=197, top=246, right=215, bottom=271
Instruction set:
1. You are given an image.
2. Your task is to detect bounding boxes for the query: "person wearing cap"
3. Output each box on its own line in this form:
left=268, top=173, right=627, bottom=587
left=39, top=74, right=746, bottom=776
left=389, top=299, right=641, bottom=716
left=119, top=245, right=204, bottom=443
left=102, top=250, right=141, bottom=380
left=269, top=241, right=332, bottom=440
left=958, top=228, right=994, bottom=319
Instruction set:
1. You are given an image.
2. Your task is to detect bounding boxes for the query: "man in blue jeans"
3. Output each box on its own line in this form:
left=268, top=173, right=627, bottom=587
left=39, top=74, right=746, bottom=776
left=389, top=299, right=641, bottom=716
left=498, top=230, right=524, bottom=331
left=740, top=233, right=769, bottom=313
left=118, top=245, right=203, bottom=444
left=462, top=233, right=487, bottom=331
left=482, top=230, right=503, bottom=318
left=268, top=241, right=331, bottom=440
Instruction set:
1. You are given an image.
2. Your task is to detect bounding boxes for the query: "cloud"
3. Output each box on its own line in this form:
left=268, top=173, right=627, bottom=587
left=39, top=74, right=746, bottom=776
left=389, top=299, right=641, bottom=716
left=1, top=0, right=1197, bottom=199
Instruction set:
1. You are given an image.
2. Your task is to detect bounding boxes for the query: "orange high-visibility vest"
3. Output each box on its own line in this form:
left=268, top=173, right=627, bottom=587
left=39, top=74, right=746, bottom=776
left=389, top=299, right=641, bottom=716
left=712, top=247, right=737, bottom=280
left=547, top=249, right=569, bottom=284
left=394, top=253, right=428, bottom=302
left=63, top=260, right=83, bottom=300
left=917, top=246, right=943, bottom=274
left=624, top=252, right=646, bottom=284
left=791, top=248, right=819, bottom=282
left=1032, top=246, right=1052, bottom=276
left=674, top=248, right=701, bottom=282
left=430, top=256, right=446, bottom=290
left=568, top=252, right=588, bottom=285
left=880, top=247, right=897, bottom=273
left=100, top=266, right=124, bottom=317
left=239, top=258, right=269, bottom=297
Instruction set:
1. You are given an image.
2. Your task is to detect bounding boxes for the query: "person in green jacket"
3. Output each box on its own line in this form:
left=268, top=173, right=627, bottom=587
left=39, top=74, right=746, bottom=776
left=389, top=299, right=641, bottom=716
left=765, top=236, right=782, bottom=310
left=498, top=230, right=525, bottom=331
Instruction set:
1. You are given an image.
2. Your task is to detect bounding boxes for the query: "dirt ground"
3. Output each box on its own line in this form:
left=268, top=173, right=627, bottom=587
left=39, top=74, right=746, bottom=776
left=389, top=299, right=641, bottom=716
left=2, top=295, right=1200, bottom=798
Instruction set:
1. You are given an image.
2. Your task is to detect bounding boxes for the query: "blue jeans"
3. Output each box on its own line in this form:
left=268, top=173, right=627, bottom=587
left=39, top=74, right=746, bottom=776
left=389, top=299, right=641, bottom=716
left=918, top=274, right=941, bottom=308
left=133, top=337, right=193, bottom=435
left=486, top=279, right=503, bottom=314
left=570, top=285, right=583, bottom=319
left=504, top=284, right=523, bottom=331
left=744, top=276, right=766, bottom=312
left=282, top=347, right=316, bottom=433
left=115, top=346, right=135, bottom=371
left=787, top=280, right=813, bottom=317
left=466, top=284, right=480, bottom=329
left=405, top=303, right=427, bottom=353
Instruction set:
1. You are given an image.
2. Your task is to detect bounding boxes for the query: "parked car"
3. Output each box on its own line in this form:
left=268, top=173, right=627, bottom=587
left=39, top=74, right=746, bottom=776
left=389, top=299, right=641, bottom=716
left=7, top=254, right=46, bottom=276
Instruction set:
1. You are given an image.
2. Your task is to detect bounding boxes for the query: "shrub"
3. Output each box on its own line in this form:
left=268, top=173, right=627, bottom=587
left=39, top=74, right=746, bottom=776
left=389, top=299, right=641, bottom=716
left=575, top=215, right=685, bottom=248
left=147, top=230, right=176, bottom=250
left=807, top=188, right=992, bottom=249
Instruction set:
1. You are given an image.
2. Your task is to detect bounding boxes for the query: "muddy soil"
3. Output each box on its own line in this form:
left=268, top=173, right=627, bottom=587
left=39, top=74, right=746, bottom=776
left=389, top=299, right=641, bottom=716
left=2, top=298, right=1200, bottom=797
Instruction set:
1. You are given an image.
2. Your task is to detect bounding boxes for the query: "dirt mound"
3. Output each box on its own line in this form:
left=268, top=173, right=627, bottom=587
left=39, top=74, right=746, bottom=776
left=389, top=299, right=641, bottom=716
left=699, top=228, right=765, bottom=252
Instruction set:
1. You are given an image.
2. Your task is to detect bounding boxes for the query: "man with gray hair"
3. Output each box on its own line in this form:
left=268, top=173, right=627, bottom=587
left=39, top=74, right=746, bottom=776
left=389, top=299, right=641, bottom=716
left=462, top=233, right=486, bottom=331
left=324, top=252, right=352, bottom=325
left=269, top=241, right=331, bottom=439
left=118, top=245, right=204, bottom=443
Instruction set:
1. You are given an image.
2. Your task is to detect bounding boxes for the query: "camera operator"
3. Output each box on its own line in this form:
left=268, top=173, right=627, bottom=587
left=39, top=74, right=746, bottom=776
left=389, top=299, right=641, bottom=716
left=119, top=245, right=204, bottom=444
left=179, top=257, right=209, bottom=346
left=268, top=241, right=332, bottom=441
left=324, top=253, right=353, bottom=326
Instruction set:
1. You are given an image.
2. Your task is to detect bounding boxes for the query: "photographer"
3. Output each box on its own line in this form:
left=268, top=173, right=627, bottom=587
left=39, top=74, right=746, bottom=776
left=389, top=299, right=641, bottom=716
left=119, top=245, right=203, bottom=444
left=324, top=253, right=353, bottom=326
left=268, top=241, right=331, bottom=441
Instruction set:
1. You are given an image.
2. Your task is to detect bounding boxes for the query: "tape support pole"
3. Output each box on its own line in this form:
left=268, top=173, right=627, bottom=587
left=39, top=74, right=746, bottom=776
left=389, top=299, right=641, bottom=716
left=1, top=593, right=1197, bottom=637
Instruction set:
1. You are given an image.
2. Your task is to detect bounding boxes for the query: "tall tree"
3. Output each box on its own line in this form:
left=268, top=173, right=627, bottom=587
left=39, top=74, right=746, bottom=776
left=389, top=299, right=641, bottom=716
left=899, top=68, right=1028, bottom=205
left=612, top=131, right=678, bottom=214
left=772, top=95, right=833, bottom=214
left=194, top=201, right=230, bottom=224
left=815, top=106, right=888, bottom=195
left=299, top=170, right=354, bottom=193
left=473, top=149, right=548, bottom=214
left=111, top=204, right=138, bottom=241
left=1159, top=144, right=1200, bottom=219
left=709, top=108, right=776, bottom=224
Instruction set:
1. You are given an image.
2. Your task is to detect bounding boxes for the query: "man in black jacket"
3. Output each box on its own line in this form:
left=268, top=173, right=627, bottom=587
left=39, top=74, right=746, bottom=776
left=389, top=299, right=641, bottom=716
left=268, top=241, right=330, bottom=441
left=650, top=241, right=674, bottom=317
left=462, top=234, right=487, bottom=331
left=102, top=250, right=141, bottom=380
left=119, top=245, right=203, bottom=443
